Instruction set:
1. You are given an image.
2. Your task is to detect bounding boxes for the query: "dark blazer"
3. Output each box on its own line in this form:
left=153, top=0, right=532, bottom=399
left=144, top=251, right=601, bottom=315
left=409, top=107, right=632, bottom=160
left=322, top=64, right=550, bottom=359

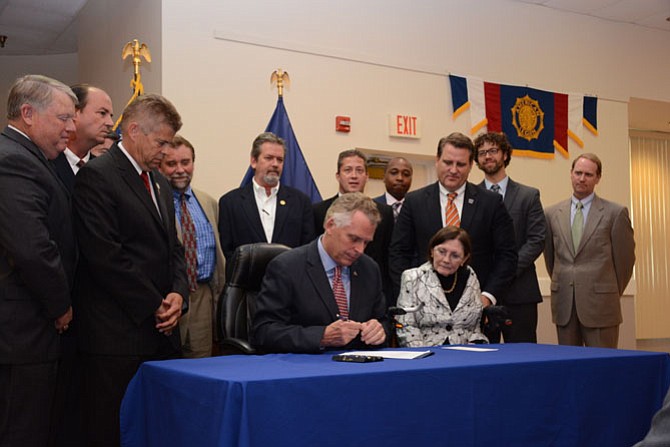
left=72, top=144, right=188, bottom=356
left=252, top=240, right=388, bottom=353
left=0, top=126, right=77, bottom=363
left=373, top=194, right=387, bottom=205
left=313, top=195, right=395, bottom=304
left=218, top=182, right=315, bottom=271
left=389, top=182, right=517, bottom=302
left=477, top=178, right=545, bottom=305
left=52, top=151, right=95, bottom=193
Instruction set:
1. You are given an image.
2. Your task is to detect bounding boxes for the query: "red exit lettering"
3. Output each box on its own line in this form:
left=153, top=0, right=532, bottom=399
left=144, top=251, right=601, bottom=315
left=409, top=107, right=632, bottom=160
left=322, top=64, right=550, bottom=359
left=396, top=115, right=417, bottom=135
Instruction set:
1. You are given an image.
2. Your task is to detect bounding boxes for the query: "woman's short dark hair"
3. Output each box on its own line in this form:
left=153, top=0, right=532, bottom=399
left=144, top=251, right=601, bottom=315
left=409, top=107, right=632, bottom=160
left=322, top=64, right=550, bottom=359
left=427, top=226, right=472, bottom=265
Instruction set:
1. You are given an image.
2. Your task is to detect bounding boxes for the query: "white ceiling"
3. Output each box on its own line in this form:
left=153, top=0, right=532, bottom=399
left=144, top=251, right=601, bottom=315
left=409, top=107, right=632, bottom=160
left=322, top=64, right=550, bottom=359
left=0, top=0, right=668, bottom=56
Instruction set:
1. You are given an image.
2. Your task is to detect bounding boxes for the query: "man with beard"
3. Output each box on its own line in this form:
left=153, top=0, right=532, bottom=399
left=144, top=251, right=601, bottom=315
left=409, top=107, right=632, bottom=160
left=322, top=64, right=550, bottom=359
left=218, top=132, right=314, bottom=277
left=374, top=156, right=413, bottom=221
left=160, top=135, right=225, bottom=358
left=474, top=132, right=546, bottom=343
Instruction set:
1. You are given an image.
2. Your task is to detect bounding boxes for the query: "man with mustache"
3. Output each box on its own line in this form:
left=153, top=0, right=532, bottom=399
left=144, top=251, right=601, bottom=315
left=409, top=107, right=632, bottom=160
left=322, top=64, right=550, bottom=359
left=160, top=135, right=225, bottom=358
left=0, top=74, right=77, bottom=446
left=218, top=132, right=315, bottom=277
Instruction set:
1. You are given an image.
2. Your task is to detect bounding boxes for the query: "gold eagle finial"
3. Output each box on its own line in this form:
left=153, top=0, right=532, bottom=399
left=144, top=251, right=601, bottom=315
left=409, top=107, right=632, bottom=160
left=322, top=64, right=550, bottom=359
left=271, top=69, right=290, bottom=97
left=113, top=39, right=152, bottom=132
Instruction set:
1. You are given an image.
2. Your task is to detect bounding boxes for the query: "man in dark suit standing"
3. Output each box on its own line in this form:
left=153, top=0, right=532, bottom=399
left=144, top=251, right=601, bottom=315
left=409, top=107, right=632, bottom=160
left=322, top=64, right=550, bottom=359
left=160, top=135, right=226, bottom=358
left=52, top=84, right=114, bottom=192
left=474, top=132, right=546, bottom=343
left=218, top=132, right=314, bottom=277
left=49, top=83, right=114, bottom=447
left=313, top=150, right=395, bottom=304
left=389, top=132, right=517, bottom=310
left=72, top=94, right=188, bottom=446
left=253, top=193, right=388, bottom=353
left=0, top=75, right=78, bottom=446
left=373, top=156, right=413, bottom=221
left=544, top=153, right=635, bottom=348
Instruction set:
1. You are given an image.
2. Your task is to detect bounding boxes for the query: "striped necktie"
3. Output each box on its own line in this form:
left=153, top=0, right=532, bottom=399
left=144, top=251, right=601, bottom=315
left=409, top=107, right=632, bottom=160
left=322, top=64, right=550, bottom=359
left=332, top=266, right=348, bottom=319
left=445, top=192, right=460, bottom=227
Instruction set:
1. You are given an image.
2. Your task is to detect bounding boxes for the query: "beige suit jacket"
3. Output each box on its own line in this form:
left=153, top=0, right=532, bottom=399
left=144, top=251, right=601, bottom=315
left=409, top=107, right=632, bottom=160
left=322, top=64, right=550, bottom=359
left=544, top=195, right=635, bottom=327
left=176, top=187, right=226, bottom=297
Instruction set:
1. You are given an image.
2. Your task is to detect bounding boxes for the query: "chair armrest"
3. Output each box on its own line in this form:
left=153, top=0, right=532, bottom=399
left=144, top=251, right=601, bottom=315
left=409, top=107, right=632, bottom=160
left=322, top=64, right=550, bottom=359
left=220, top=337, right=256, bottom=355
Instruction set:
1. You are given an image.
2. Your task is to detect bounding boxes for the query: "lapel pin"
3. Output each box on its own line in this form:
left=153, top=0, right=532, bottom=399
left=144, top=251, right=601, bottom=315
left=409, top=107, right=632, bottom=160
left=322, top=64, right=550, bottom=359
left=280, top=200, right=286, bottom=206
left=353, top=270, right=358, bottom=277
left=468, top=198, right=474, bottom=204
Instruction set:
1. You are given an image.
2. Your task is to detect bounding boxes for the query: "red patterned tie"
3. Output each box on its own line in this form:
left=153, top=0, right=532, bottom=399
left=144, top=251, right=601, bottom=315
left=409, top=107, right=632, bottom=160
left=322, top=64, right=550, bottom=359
left=332, top=266, right=348, bottom=319
left=180, top=193, right=198, bottom=292
left=445, top=192, right=460, bottom=227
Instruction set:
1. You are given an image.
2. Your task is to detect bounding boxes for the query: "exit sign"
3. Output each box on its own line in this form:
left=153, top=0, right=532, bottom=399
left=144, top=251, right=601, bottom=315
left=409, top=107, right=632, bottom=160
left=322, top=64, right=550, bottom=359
left=389, top=114, right=421, bottom=139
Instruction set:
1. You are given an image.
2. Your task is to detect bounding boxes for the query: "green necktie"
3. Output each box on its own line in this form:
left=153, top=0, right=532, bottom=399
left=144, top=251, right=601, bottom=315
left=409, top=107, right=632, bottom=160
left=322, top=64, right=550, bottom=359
left=572, top=201, right=584, bottom=251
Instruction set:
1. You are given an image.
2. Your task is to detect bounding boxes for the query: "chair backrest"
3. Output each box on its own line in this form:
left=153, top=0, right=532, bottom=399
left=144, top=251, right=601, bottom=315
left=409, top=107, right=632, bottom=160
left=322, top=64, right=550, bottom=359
left=218, top=242, right=291, bottom=349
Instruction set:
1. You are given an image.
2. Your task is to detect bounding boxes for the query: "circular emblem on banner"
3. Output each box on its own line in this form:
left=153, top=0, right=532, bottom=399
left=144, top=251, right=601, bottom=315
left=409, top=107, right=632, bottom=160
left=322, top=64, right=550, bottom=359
left=510, top=95, right=544, bottom=141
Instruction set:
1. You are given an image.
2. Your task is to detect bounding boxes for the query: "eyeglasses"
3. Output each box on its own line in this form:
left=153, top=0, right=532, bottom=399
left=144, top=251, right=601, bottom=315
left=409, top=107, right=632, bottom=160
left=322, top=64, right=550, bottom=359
left=477, top=147, right=499, bottom=157
left=432, top=247, right=464, bottom=262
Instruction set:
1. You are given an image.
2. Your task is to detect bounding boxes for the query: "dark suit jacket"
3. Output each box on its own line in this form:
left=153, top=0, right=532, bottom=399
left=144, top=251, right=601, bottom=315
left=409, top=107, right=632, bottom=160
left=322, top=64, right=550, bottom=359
left=52, top=151, right=95, bottom=193
left=313, top=195, right=395, bottom=304
left=72, top=144, right=188, bottom=356
left=373, top=194, right=387, bottom=205
left=389, top=182, right=517, bottom=302
left=477, top=178, right=545, bottom=305
left=0, top=126, right=77, bottom=364
left=252, top=240, right=388, bottom=353
left=218, top=183, right=315, bottom=272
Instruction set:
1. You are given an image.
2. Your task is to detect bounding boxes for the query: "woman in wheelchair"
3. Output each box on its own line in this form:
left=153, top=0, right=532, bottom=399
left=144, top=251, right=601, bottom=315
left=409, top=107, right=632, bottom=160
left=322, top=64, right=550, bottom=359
left=396, top=226, right=488, bottom=347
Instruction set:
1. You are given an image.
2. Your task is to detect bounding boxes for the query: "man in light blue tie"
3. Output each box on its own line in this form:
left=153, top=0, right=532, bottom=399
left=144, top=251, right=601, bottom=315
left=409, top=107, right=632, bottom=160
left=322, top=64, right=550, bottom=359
left=544, top=153, right=635, bottom=348
left=475, top=132, right=546, bottom=343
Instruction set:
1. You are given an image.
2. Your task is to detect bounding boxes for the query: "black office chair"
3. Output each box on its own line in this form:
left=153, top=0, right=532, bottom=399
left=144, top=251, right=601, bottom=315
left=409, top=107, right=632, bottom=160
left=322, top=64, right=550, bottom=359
left=217, top=242, right=291, bottom=355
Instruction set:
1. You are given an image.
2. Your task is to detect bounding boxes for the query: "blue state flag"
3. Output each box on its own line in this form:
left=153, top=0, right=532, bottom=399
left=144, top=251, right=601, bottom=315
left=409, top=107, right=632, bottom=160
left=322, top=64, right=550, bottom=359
left=241, top=97, right=322, bottom=203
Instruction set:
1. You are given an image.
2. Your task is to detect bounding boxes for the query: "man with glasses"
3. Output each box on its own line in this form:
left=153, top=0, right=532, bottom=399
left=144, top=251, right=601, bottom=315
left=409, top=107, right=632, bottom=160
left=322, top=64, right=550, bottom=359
left=474, top=132, right=546, bottom=343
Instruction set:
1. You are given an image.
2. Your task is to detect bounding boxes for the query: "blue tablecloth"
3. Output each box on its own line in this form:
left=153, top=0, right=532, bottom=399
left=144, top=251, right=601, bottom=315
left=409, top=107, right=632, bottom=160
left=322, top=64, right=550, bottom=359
left=120, top=344, right=670, bottom=447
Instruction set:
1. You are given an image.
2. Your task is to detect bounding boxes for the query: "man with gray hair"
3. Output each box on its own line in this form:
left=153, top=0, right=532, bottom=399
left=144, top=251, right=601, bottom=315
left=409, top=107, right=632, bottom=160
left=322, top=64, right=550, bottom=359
left=73, top=94, right=187, bottom=446
left=0, top=74, right=78, bottom=445
left=218, top=131, right=315, bottom=277
left=253, top=192, right=388, bottom=353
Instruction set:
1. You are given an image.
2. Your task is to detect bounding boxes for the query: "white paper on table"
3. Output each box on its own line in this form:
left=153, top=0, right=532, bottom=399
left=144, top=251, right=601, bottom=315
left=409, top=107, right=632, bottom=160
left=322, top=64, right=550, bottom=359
left=343, top=350, right=434, bottom=360
left=441, top=346, right=499, bottom=352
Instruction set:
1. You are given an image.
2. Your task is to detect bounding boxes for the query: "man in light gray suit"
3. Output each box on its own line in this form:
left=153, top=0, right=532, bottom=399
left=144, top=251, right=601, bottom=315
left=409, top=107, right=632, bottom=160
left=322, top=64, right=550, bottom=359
left=475, top=132, right=545, bottom=343
left=544, top=153, right=635, bottom=348
left=160, top=135, right=226, bottom=358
